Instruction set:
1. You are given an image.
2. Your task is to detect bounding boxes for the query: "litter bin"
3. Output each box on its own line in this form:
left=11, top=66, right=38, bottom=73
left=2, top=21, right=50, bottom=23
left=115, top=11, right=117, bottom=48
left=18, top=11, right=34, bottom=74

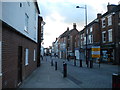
left=63, top=63, right=67, bottom=77
left=112, top=73, right=120, bottom=88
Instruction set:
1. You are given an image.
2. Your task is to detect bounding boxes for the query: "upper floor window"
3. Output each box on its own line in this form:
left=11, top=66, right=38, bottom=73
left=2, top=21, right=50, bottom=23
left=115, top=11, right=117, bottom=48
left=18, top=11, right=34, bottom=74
left=102, top=18, right=106, bottom=28
left=108, top=29, right=112, bottom=42
left=102, top=31, right=106, bottom=43
left=34, top=9, right=37, bottom=21
left=87, top=29, right=88, bottom=34
left=27, top=1, right=30, bottom=6
left=88, top=35, right=93, bottom=44
left=84, top=36, right=86, bottom=45
left=108, top=15, right=112, bottom=26
left=24, top=13, right=29, bottom=32
left=90, top=27, right=93, bottom=32
left=20, top=3, right=22, bottom=7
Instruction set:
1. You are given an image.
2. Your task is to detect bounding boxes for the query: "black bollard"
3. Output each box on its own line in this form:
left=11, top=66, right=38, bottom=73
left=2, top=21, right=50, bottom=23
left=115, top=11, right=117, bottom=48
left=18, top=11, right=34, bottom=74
left=74, top=56, right=76, bottom=66
left=86, top=60, right=89, bottom=68
left=80, top=59, right=82, bottom=67
left=55, top=61, right=57, bottom=70
left=98, top=59, right=100, bottom=68
left=63, top=63, right=67, bottom=77
left=90, top=60, right=93, bottom=68
left=51, top=59, right=53, bottom=66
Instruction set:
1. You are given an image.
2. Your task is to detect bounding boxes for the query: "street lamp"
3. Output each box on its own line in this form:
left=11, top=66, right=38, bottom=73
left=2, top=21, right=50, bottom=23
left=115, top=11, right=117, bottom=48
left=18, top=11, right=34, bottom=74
left=76, top=5, right=89, bottom=67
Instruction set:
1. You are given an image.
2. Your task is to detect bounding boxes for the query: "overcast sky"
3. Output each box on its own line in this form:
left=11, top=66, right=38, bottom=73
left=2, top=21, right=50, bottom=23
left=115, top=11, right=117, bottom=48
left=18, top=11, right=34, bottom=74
left=38, top=0, right=119, bottom=48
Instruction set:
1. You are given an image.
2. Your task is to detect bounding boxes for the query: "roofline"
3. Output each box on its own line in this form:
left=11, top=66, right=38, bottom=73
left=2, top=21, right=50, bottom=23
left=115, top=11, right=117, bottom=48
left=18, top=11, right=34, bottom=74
left=34, top=0, right=40, bottom=14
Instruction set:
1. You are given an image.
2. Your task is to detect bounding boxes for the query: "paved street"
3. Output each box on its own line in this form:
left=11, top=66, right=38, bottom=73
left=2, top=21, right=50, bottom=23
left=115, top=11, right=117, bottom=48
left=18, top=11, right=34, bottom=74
left=20, top=56, right=80, bottom=88
left=20, top=56, right=118, bottom=88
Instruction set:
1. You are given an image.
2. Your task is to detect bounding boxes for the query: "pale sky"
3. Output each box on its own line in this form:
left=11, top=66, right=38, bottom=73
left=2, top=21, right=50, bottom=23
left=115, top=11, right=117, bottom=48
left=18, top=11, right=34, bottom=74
left=38, top=0, right=120, bottom=48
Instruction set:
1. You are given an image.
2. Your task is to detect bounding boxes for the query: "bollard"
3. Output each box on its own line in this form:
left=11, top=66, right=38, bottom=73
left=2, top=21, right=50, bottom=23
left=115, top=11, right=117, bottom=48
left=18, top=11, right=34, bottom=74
left=51, top=59, right=53, bottom=66
left=90, top=60, right=93, bottom=68
left=63, top=63, right=67, bottom=77
left=74, top=56, right=76, bottom=66
left=98, top=59, right=100, bottom=68
left=55, top=61, right=57, bottom=70
left=74, top=59, right=76, bottom=66
left=86, top=60, right=89, bottom=68
left=112, top=73, right=120, bottom=89
left=80, top=59, right=82, bottom=67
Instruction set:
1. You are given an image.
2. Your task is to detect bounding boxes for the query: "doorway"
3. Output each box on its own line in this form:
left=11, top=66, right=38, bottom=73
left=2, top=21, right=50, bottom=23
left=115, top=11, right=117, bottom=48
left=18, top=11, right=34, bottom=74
left=18, top=46, right=22, bottom=86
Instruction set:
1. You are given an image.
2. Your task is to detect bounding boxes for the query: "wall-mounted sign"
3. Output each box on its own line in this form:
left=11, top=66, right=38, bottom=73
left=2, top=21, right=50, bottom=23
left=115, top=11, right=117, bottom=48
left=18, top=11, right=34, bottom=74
left=92, top=46, right=100, bottom=58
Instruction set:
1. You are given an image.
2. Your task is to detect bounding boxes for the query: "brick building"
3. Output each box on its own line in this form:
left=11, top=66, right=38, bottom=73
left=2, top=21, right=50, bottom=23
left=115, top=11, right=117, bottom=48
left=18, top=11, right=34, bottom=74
left=57, top=23, right=79, bottom=59
left=58, top=27, right=69, bottom=59
left=74, top=32, right=80, bottom=60
left=100, top=4, right=120, bottom=64
left=79, top=14, right=101, bottom=62
left=0, top=1, right=43, bottom=88
left=66, top=23, right=79, bottom=59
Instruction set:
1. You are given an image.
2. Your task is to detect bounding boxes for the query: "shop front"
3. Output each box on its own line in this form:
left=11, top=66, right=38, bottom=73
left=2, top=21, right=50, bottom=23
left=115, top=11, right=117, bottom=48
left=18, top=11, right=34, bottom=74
left=101, top=44, right=115, bottom=63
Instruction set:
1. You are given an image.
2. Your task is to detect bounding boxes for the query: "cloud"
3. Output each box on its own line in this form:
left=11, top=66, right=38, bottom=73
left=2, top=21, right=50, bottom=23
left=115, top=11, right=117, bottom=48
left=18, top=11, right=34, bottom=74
left=38, top=0, right=119, bottom=47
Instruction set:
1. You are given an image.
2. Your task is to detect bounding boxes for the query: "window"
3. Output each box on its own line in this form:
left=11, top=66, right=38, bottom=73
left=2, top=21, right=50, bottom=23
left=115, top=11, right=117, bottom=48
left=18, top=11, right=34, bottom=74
left=102, top=31, right=106, bottom=43
left=87, top=29, right=88, bottom=34
left=25, top=48, right=29, bottom=66
left=20, top=3, right=22, bottom=7
left=102, top=18, right=106, bottom=28
left=119, top=12, right=120, bottom=18
left=108, top=29, right=112, bottom=42
left=34, top=9, right=36, bottom=21
left=108, top=15, right=112, bottom=26
left=90, top=27, right=93, bottom=32
left=33, top=49, right=36, bottom=61
left=27, top=1, right=30, bottom=6
left=88, top=35, right=93, bottom=44
left=25, top=13, right=29, bottom=32
left=84, top=36, right=86, bottom=45
left=91, top=35, right=93, bottom=43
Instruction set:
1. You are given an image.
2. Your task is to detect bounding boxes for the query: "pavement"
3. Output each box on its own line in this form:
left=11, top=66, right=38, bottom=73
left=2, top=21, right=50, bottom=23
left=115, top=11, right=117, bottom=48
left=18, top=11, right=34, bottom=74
left=20, top=56, right=119, bottom=88
left=52, top=57, right=118, bottom=88
left=19, top=56, right=80, bottom=88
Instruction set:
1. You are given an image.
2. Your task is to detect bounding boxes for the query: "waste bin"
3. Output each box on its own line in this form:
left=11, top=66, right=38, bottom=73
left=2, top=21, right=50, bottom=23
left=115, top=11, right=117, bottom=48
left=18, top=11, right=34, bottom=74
left=112, top=73, right=120, bottom=88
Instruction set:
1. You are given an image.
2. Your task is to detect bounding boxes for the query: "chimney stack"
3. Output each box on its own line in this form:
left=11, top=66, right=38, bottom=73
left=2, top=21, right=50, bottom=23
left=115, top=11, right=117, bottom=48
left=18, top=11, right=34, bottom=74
left=107, top=3, right=116, bottom=12
left=67, top=27, right=69, bottom=31
left=73, top=23, right=76, bottom=29
left=97, top=13, right=102, bottom=19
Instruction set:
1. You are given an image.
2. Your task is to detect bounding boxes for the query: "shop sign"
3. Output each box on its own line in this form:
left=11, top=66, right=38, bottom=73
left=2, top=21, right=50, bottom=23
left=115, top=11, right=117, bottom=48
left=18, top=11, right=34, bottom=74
left=92, top=46, right=100, bottom=58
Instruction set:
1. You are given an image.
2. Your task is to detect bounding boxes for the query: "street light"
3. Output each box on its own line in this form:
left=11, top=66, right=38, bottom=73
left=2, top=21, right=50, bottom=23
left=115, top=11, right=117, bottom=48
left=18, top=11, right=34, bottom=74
left=76, top=5, right=89, bottom=67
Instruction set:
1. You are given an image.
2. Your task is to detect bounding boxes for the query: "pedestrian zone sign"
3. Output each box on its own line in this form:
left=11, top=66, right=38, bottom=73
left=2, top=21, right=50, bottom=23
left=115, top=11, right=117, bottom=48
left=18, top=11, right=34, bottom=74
left=92, top=46, right=100, bottom=58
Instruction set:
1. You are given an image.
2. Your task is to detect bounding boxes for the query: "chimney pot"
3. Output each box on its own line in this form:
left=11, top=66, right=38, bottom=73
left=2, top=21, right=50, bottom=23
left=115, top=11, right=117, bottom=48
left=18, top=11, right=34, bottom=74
left=73, top=23, right=76, bottom=29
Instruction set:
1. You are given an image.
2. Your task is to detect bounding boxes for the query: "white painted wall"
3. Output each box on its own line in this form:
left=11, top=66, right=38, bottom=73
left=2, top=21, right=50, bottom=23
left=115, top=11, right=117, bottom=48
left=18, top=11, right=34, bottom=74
left=1, top=1, right=39, bottom=42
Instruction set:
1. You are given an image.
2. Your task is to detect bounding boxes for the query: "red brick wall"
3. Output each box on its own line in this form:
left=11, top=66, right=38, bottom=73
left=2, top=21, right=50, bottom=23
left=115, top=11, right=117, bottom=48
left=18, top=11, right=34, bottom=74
left=2, top=23, right=37, bottom=88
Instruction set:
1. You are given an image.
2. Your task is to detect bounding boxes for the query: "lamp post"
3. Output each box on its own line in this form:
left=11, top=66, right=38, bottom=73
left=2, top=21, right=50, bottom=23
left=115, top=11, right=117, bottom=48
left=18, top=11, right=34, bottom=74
left=76, top=5, right=89, bottom=67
